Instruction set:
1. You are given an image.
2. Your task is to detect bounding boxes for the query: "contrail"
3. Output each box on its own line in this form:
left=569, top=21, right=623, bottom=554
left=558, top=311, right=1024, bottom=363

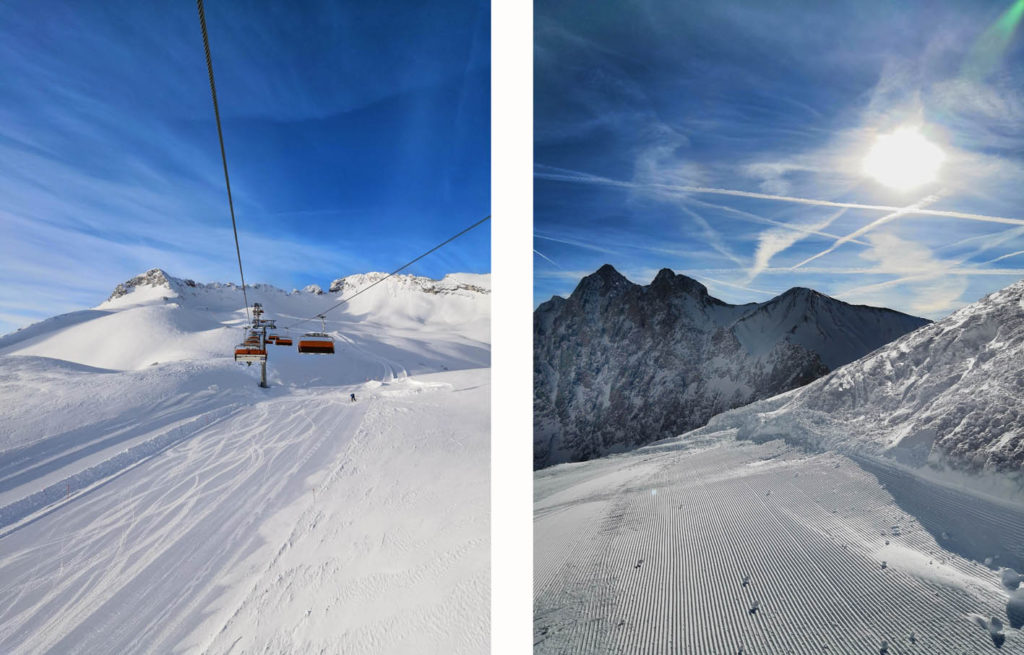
left=533, top=248, right=560, bottom=268
left=536, top=165, right=870, bottom=245
left=668, top=185, right=1024, bottom=226
left=534, top=232, right=618, bottom=255
left=982, top=249, right=1024, bottom=265
left=695, top=266, right=1024, bottom=276
left=697, top=275, right=778, bottom=297
left=682, top=197, right=871, bottom=246
left=791, top=194, right=942, bottom=269
left=535, top=165, right=1024, bottom=226
left=836, top=272, right=941, bottom=298
left=937, top=225, right=1024, bottom=253
left=679, top=205, right=746, bottom=267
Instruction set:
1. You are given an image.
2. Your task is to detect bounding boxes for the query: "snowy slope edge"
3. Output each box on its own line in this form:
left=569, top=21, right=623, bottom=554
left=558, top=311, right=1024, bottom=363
left=682, top=279, right=1024, bottom=478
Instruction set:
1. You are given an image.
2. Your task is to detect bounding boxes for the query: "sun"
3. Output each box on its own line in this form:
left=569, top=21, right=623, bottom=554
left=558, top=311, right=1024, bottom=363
left=862, top=126, right=945, bottom=192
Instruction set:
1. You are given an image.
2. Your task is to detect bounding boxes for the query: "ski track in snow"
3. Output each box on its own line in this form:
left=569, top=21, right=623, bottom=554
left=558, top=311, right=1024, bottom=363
left=0, top=393, right=357, bottom=652
left=0, top=271, right=490, bottom=654
left=0, top=373, right=490, bottom=654
left=535, top=440, right=1023, bottom=654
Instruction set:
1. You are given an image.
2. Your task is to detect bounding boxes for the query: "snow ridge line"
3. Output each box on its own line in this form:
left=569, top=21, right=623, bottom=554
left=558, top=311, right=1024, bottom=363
left=0, top=404, right=243, bottom=535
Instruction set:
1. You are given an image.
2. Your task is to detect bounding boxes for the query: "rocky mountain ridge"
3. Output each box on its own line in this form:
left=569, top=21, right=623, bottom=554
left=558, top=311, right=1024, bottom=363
left=534, top=265, right=928, bottom=468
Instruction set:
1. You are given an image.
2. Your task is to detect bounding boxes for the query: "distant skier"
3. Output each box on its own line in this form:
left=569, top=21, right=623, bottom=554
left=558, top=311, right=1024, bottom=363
left=350, top=393, right=357, bottom=403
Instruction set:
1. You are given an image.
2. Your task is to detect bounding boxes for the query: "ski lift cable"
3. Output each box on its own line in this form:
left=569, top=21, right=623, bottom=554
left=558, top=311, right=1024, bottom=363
left=197, top=0, right=251, bottom=325
left=283, top=214, right=491, bottom=331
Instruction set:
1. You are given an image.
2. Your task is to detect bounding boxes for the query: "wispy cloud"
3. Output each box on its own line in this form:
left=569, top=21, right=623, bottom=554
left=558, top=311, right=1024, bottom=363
left=0, top=1, right=490, bottom=335
left=748, top=208, right=848, bottom=282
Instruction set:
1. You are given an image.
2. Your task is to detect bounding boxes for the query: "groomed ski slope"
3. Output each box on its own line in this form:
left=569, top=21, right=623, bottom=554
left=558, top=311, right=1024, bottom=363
left=535, top=437, right=1024, bottom=654
left=0, top=271, right=490, bottom=653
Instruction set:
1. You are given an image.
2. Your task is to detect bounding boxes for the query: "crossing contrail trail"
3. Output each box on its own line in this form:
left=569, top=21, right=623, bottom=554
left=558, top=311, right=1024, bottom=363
left=791, top=194, right=942, bottom=269
left=679, top=205, right=746, bottom=267
left=535, top=166, right=1024, bottom=226
left=682, top=196, right=870, bottom=246
left=695, top=266, right=1024, bottom=276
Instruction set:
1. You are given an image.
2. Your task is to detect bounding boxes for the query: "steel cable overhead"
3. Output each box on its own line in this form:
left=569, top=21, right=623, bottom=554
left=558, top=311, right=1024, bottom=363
left=197, top=0, right=251, bottom=325
left=283, top=214, right=491, bottom=331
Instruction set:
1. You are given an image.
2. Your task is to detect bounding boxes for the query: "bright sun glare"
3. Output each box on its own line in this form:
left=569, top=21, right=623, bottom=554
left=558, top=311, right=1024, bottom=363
left=862, top=126, right=945, bottom=192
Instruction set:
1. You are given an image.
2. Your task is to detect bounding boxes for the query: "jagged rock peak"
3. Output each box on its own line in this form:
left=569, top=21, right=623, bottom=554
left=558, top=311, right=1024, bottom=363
left=780, top=286, right=822, bottom=299
left=571, top=264, right=632, bottom=298
left=108, top=269, right=196, bottom=301
left=596, top=263, right=625, bottom=280
left=650, top=268, right=709, bottom=297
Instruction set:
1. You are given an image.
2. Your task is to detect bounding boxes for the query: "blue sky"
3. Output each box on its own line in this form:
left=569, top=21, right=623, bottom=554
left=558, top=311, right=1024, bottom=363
left=0, top=0, right=489, bottom=335
left=534, top=0, right=1024, bottom=319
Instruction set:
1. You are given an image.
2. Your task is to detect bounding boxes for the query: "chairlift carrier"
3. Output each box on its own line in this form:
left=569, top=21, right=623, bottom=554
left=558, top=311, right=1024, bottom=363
left=298, top=315, right=335, bottom=355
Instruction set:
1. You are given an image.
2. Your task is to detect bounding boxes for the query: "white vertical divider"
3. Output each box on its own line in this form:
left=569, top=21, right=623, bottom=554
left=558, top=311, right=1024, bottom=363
left=491, top=0, right=533, bottom=651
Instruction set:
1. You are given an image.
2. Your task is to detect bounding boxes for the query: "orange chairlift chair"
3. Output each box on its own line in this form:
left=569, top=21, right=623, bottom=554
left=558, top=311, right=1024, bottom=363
left=234, top=328, right=267, bottom=366
left=297, top=314, right=335, bottom=355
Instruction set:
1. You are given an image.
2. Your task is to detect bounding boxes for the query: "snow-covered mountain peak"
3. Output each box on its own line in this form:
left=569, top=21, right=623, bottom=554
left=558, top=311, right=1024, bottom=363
left=7, top=268, right=489, bottom=373
left=694, top=276, right=1024, bottom=475
left=103, top=269, right=490, bottom=310
left=302, top=284, right=325, bottom=295
left=107, top=268, right=195, bottom=301
left=328, top=272, right=491, bottom=297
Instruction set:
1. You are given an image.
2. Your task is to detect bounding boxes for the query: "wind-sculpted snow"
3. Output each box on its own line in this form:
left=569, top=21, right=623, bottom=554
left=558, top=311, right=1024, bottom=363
left=687, top=279, right=1024, bottom=476
left=534, top=265, right=926, bottom=468
left=535, top=439, right=1024, bottom=653
left=0, top=268, right=489, bottom=653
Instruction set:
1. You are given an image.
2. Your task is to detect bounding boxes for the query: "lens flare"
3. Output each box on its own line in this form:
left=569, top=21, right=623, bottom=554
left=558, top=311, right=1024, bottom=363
left=962, top=0, right=1024, bottom=80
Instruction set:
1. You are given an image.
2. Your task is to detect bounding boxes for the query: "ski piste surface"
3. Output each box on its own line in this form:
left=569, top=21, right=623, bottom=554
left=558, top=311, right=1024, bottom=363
left=0, top=369, right=489, bottom=654
left=534, top=437, right=1023, bottom=654
left=0, top=270, right=490, bottom=653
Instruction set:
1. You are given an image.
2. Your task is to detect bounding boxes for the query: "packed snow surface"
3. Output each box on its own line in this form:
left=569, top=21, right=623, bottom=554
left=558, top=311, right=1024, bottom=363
left=0, top=269, right=490, bottom=653
left=535, top=438, right=1024, bottom=653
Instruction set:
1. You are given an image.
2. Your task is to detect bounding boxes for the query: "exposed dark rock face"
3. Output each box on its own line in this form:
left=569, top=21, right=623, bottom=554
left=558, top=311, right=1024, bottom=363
left=534, top=265, right=928, bottom=468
